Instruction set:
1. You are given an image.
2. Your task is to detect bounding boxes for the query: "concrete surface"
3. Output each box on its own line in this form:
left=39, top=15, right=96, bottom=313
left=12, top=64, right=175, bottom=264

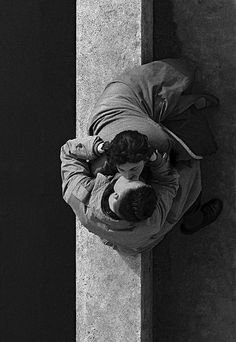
left=76, top=1, right=153, bottom=341
left=153, top=1, right=236, bottom=341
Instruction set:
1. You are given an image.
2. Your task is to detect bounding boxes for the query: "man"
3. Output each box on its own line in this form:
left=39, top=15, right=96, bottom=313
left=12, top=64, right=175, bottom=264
left=60, top=134, right=222, bottom=256
left=61, top=134, right=180, bottom=255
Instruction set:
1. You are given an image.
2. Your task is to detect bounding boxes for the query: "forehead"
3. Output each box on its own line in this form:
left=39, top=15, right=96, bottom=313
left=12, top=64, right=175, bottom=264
left=117, top=161, right=143, bottom=170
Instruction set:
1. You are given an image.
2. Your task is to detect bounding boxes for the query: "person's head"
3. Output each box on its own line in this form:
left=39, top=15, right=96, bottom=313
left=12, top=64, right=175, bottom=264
left=104, top=130, right=154, bottom=180
left=108, top=176, right=157, bottom=222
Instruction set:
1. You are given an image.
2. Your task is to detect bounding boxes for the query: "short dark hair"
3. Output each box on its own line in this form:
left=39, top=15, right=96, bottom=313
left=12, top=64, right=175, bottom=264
left=118, top=185, right=157, bottom=222
left=103, top=130, right=154, bottom=167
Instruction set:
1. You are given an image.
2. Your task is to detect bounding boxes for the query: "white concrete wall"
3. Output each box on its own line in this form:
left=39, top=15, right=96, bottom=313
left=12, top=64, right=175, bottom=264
left=76, top=1, right=152, bottom=341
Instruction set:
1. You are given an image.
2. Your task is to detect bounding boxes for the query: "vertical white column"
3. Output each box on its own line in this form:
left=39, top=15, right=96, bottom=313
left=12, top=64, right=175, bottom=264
left=76, top=1, right=153, bottom=341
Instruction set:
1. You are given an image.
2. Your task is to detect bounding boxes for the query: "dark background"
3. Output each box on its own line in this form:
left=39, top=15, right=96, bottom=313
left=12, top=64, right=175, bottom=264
left=1, top=1, right=75, bottom=341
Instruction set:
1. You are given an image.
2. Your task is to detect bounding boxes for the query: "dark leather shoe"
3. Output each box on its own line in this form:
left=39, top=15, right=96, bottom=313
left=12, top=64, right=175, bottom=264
left=194, top=94, right=220, bottom=109
left=181, top=198, right=223, bottom=234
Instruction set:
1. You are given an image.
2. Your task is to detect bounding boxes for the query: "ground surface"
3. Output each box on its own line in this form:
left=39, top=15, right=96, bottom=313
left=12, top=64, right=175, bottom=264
left=153, top=1, right=236, bottom=341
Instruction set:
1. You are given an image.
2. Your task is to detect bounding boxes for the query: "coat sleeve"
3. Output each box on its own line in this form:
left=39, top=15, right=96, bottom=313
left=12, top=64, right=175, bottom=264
left=112, top=155, right=180, bottom=256
left=60, top=135, right=103, bottom=203
left=147, top=153, right=180, bottom=227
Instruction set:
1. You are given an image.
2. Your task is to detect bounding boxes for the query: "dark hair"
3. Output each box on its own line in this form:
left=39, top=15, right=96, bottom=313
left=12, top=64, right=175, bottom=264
left=118, top=185, right=157, bottom=222
left=103, top=130, right=154, bottom=167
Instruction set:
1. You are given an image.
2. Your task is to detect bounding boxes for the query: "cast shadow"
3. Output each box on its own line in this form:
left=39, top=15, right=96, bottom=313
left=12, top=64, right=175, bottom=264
left=153, top=1, right=236, bottom=341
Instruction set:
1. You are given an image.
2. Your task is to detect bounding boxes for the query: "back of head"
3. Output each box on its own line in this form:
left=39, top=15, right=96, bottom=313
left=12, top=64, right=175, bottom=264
left=104, top=130, right=154, bottom=167
left=118, top=185, right=157, bottom=222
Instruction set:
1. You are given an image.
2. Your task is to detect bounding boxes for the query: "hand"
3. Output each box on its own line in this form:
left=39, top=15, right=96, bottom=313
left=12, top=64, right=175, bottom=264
left=162, top=152, right=169, bottom=161
left=150, top=150, right=169, bottom=163
left=149, top=152, right=157, bottom=161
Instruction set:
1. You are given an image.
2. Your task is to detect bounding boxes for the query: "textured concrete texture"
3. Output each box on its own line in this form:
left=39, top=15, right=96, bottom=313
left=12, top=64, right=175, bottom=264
left=153, top=1, right=236, bottom=341
left=76, top=1, right=153, bottom=341
left=76, top=0, right=142, bottom=136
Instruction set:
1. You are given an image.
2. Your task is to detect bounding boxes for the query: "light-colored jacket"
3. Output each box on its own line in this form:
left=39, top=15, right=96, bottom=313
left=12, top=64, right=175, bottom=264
left=61, top=135, right=201, bottom=255
left=88, top=58, right=217, bottom=176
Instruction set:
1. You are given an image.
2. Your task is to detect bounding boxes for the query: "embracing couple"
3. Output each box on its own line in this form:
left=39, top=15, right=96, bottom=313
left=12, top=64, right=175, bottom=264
left=60, top=58, right=223, bottom=255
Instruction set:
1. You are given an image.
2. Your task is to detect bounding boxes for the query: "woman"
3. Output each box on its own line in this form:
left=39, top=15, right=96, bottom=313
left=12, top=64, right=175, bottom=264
left=88, top=58, right=218, bottom=177
left=87, top=58, right=222, bottom=237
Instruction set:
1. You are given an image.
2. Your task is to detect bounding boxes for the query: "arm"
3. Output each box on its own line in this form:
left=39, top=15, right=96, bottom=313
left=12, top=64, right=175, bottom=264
left=60, top=135, right=103, bottom=203
left=148, top=151, right=179, bottom=189
left=147, top=151, right=180, bottom=226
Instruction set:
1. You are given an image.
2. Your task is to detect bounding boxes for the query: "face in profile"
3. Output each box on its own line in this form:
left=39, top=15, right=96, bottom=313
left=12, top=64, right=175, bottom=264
left=116, top=160, right=145, bottom=180
left=105, top=130, right=151, bottom=180
left=108, top=176, right=145, bottom=215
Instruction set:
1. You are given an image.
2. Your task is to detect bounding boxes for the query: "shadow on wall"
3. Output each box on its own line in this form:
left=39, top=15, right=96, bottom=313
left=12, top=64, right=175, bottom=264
left=153, top=1, right=236, bottom=341
left=171, top=0, right=236, bottom=203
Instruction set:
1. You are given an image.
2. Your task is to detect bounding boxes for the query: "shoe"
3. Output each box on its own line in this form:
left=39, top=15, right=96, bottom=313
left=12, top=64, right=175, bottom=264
left=181, top=198, right=223, bottom=234
left=194, top=94, right=220, bottom=110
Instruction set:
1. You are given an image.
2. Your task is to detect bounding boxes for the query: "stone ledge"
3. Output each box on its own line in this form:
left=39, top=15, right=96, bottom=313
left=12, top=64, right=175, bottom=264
left=76, top=1, right=153, bottom=341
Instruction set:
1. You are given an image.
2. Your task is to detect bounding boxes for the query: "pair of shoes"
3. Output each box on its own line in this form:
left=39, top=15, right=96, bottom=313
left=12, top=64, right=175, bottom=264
left=181, top=198, right=223, bottom=234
